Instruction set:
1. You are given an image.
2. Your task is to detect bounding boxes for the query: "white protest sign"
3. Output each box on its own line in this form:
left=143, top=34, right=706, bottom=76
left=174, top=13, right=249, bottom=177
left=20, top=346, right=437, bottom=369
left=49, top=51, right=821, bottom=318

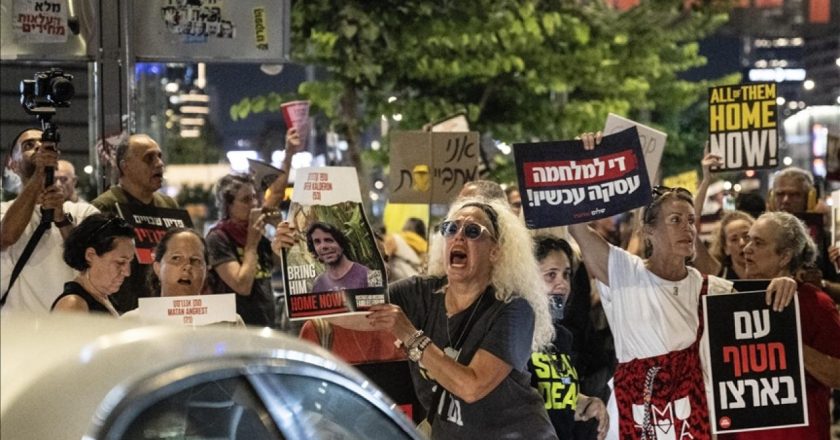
left=12, top=0, right=70, bottom=43
left=137, top=294, right=237, bottom=326
left=604, top=113, right=667, bottom=183
left=292, top=166, right=361, bottom=205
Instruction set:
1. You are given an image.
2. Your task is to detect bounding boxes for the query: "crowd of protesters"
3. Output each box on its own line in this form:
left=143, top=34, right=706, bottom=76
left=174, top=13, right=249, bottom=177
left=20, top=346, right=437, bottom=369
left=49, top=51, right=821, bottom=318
left=2, top=125, right=840, bottom=439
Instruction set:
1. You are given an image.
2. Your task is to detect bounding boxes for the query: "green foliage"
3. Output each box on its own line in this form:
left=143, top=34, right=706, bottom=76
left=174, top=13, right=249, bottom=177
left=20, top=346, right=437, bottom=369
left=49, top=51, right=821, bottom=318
left=164, top=121, right=223, bottom=164
left=230, top=0, right=734, bottom=188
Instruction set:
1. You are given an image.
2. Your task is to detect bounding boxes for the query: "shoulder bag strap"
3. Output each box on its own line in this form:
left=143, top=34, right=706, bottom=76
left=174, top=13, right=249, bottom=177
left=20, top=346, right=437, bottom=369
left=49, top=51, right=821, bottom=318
left=0, top=220, right=51, bottom=307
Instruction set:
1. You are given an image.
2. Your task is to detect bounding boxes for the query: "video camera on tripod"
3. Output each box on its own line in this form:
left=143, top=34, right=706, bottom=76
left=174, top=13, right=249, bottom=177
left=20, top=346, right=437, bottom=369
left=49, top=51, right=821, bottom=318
left=19, top=68, right=74, bottom=222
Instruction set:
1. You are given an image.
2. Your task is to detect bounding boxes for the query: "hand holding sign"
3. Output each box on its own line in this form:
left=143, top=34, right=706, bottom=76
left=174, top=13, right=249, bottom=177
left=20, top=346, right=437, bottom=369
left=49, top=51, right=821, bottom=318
left=765, top=276, right=797, bottom=312
left=578, top=131, right=603, bottom=150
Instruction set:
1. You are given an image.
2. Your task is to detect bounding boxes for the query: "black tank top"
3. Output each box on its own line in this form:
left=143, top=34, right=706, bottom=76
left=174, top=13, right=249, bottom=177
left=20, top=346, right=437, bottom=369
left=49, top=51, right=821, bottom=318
left=51, top=281, right=113, bottom=314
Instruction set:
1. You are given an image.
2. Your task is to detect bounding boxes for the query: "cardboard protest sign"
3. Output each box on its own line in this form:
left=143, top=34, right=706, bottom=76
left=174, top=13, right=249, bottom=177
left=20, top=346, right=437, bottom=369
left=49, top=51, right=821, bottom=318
left=116, top=204, right=194, bottom=264
left=708, top=83, right=778, bottom=171
left=136, top=294, right=237, bottom=326
left=603, top=113, right=667, bottom=183
left=281, top=167, right=388, bottom=320
left=248, top=158, right=282, bottom=192
left=703, top=292, right=807, bottom=434
left=389, top=131, right=480, bottom=204
left=281, top=100, right=310, bottom=145
left=513, top=127, right=652, bottom=228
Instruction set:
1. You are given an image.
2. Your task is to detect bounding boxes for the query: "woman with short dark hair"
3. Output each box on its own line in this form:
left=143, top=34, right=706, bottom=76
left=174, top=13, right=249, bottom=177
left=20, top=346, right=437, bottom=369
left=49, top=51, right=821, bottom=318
left=52, top=214, right=135, bottom=315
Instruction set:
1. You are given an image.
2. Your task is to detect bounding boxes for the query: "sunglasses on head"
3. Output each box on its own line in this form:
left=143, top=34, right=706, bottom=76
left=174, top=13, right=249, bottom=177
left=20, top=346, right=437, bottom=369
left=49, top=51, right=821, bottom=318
left=92, top=217, right=120, bottom=236
left=651, top=185, right=692, bottom=198
left=439, top=220, right=495, bottom=241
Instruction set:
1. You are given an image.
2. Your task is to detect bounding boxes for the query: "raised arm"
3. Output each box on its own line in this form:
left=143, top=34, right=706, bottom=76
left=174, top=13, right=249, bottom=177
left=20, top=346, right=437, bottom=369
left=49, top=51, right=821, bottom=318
left=693, top=147, right=723, bottom=276
left=569, top=132, right=611, bottom=286
left=0, top=146, right=58, bottom=250
left=264, top=128, right=303, bottom=210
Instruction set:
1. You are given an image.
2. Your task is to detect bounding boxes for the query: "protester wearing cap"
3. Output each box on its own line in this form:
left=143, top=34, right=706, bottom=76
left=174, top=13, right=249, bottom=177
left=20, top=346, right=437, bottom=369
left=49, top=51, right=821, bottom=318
left=1, top=128, right=99, bottom=312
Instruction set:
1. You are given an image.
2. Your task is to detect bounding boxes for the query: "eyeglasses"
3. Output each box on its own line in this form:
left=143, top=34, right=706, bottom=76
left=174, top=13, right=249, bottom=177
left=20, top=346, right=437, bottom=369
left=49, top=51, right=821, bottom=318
left=651, top=185, right=692, bottom=198
left=439, top=220, right=495, bottom=241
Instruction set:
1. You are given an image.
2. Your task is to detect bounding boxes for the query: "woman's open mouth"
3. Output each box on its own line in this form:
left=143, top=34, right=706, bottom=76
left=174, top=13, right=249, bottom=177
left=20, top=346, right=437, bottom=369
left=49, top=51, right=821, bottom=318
left=450, top=249, right=467, bottom=267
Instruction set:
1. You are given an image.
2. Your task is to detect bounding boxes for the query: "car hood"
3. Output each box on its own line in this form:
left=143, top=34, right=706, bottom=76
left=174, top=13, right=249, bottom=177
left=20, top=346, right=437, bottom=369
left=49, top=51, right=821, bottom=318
left=0, top=312, right=371, bottom=439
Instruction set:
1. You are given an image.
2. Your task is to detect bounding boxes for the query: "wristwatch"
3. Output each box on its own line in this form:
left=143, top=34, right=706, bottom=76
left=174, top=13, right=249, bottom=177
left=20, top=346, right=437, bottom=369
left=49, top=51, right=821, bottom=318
left=54, top=213, right=74, bottom=228
left=408, top=336, right=432, bottom=362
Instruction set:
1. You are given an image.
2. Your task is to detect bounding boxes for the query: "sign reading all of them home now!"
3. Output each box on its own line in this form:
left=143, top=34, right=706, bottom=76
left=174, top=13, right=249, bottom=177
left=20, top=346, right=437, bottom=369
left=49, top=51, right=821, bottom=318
left=708, top=83, right=778, bottom=171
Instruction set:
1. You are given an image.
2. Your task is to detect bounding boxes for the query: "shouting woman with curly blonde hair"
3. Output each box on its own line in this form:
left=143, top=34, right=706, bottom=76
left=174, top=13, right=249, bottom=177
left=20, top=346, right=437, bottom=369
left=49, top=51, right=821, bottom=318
left=273, top=196, right=557, bottom=439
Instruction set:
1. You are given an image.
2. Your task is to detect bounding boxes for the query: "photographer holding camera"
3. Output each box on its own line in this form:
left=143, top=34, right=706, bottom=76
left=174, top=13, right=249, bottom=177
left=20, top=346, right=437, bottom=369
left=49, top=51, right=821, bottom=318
left=1, top=128, right=99, bottom=311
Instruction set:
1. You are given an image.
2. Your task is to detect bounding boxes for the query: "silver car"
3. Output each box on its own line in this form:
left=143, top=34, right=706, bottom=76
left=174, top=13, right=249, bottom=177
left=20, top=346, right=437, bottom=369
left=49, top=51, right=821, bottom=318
left=1, top=313, right=425, bottom=440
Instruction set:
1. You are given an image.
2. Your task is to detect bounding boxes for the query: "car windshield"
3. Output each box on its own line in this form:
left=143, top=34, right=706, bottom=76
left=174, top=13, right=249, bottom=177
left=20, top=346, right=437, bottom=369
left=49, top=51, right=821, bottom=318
left=120, top=375, right=283, bottom=440
left=113, top=371, right=414, bottom=440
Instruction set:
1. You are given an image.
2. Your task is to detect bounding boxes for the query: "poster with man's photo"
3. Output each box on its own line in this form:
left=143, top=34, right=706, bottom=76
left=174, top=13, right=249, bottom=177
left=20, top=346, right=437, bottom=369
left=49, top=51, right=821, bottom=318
left=281, top=167, right=388, bottom=320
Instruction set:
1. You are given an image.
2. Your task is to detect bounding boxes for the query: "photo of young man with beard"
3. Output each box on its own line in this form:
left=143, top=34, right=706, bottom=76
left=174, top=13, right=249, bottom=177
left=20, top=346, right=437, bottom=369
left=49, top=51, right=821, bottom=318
left=306, top=222, right=372, bottom=292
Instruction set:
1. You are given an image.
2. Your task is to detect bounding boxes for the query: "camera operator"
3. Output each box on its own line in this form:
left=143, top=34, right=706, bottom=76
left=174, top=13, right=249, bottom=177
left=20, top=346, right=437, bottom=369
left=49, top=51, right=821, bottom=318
left=1, top=128, right=99, bottom=312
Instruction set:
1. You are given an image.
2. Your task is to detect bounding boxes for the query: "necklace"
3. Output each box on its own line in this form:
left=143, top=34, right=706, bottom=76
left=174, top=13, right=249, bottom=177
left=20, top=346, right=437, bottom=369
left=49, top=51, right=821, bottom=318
left=444, top=290, right=486, bottom=360
left=653, top=276, right=687, bottom=297
left=81, top=273, right=119, bottom=316
left=646, top=261, right=686, bottom=297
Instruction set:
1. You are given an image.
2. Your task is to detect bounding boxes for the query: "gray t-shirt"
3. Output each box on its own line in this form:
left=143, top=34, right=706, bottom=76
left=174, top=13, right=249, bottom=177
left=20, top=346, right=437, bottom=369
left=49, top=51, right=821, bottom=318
left=390, top=276, right=557, bottom=440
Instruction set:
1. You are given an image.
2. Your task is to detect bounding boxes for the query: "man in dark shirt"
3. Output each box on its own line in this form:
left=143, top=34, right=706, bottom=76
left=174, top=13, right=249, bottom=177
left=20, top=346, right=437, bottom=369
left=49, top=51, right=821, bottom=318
left=92, top=134, right=177, bottom=313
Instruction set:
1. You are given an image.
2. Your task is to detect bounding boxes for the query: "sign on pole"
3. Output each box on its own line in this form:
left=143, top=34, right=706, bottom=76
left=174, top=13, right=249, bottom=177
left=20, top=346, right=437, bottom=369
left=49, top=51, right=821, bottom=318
left=513, top=127, right=652, bottom=228
left=708, top=83, right=778, bottom=171
left=703, top=292, right=808, bottom=434
left=389, top=131, right=480, bottom=204
left=281, top=167, right=388, bottom=320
